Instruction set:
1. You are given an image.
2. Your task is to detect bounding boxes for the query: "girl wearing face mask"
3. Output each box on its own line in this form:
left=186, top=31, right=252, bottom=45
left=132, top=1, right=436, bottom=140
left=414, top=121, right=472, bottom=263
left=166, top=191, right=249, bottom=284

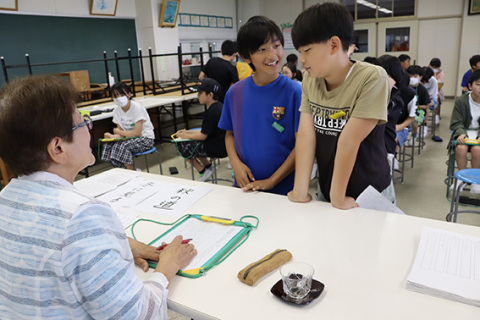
left=101, top=82, right=155, bottom=170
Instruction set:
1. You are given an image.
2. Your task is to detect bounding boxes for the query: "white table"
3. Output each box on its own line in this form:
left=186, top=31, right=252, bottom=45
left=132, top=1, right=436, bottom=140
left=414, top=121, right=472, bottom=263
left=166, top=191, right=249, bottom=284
left=79, top=94, right=198, bottom=142
left=78, top=93, right=198, bottom=122
left=87, top=169, right=480, bottom=320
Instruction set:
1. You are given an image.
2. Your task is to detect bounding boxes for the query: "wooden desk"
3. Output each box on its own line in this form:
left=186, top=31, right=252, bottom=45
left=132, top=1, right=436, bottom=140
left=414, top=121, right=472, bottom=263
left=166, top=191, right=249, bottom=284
left=83, top=169, right=480, bottom=320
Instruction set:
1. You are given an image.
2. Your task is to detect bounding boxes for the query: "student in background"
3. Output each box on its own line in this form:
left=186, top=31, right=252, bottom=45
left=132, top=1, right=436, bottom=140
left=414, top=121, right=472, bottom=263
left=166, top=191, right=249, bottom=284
left=218, top=16, right=302, bottom=195
left=450, top=70, right=480, bottom=193
left=364, top=56, right=377, bottom=64
left=174, top=78, right=227, bottom=182
left=287, top=53, right=299, bottom=66
left=199, top=39, right=239, bottom=101
left=450, top=71, right=480, bottom=166
left=406, top=65, right=432, bottom=145
left=461, top=55, right=480, bottom=94
left=422, top=67, right=439, bottom=115
left=0, top=75, right=196, bottom=319
left=236, top=56, right=253, bottom=81
left=282, top=62, right=302, bottom=83
left=102, top=82, right=155, bottom=170
left=375, top=55, right=410, bottom=171
left=288, top=3, right=392, bottom=209
left=430, top=57, right=444, bottom=125
left=287, top=53, right=304, bottom=81
left=399, top=54, right=411, bottom=71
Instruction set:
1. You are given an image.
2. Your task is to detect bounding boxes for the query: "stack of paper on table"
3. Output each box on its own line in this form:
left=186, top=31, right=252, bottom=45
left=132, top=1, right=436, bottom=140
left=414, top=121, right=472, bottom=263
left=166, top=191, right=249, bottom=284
left=406, top=227, right=480, bottom=307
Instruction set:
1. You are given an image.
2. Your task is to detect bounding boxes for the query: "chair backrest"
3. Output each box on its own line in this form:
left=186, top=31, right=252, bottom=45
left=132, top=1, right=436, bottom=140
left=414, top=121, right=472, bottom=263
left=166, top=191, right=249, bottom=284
left=0, top=157, right=14, bottom=186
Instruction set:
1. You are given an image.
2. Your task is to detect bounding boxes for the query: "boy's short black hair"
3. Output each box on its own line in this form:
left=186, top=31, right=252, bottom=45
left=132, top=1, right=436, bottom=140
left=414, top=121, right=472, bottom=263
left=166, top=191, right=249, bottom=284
left=237, top=15, right=284, bottom=67
left=398, top=54, right=411, bottom=62
left=286, top=53, right=298, bottom=63
left=363, top=56, right=376, bottom=64
left=221, top=40, right=238, bottom=56
left=291, top=2, right=352, bottom=51
left=469, top=69, right=480, bottom=85
left=196, top=78, right=222, bottom=101
left=111, top=82, right=130, bottom=97
left=429, top=58, right=441, bottom=68
left=470, top=55, right=480, bottom=68
left=407, top=65, right=424, bottom=77
left=375, top=55, right=407, bottom=88
left=421, top=66, right=434, bottom=83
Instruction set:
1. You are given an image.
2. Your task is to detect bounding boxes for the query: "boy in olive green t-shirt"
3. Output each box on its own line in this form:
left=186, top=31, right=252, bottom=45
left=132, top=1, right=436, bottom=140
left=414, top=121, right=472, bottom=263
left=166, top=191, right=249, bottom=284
left=287, top=2, right=392, bottom=209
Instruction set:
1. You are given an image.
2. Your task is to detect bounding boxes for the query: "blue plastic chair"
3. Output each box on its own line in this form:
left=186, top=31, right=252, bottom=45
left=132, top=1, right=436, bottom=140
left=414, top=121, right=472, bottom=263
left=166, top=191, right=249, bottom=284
left=132, top=147, right=163, bottom=174
left=446, top=168, right=480, bottom=222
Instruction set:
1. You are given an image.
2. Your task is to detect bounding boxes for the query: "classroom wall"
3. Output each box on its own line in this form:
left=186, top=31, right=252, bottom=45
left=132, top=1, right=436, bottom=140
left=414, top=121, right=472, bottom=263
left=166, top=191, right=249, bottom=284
left=13, top=0, right=136, bottom=18
left=177, top=0, right=237, bottom=64
left=178, top=0, right=236, bottom=41
left=257, top=0, right=303, bottom=63
left=458, top=4, right=480, bottom=95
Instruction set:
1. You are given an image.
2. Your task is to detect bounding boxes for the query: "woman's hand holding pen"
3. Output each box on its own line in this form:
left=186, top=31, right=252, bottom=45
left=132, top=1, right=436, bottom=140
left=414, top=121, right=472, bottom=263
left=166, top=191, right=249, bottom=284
left=155, top=235, right=197, bottom=285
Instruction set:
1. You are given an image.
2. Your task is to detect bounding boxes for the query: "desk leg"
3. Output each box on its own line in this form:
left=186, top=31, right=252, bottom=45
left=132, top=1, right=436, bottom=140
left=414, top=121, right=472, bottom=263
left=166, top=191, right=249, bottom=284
left=156, top=106, right=162, bottom=142
left=182, top=101, right=189, bottom=130
left=172, top=103, right=178, bottom=132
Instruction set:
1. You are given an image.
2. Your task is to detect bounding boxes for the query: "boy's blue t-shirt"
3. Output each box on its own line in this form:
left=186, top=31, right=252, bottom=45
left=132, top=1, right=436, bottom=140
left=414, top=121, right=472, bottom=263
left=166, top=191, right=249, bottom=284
left=218, top=74, right=302, bottom=195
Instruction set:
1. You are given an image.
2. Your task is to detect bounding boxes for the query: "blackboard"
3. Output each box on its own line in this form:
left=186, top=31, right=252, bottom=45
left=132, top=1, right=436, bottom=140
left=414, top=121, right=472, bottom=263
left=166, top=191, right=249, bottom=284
left=0, top=13, right=141, bottom=87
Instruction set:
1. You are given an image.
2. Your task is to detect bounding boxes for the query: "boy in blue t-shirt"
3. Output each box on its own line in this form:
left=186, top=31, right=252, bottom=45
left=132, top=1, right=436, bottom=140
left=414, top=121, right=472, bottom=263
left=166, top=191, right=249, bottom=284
left=218, top=16, right=302, bottom=195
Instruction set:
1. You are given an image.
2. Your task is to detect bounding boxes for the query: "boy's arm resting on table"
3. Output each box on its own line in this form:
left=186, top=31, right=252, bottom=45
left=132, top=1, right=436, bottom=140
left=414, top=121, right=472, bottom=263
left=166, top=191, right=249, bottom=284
left=288, top=112, right=316, bottom=202
left=114, top=120, right=143, bottom=138
left=175, top=129, right=207, bottom=141
left=225, top=130, right=255, bottom=187
left=242, top=133, right=297, bottom=192
left=330, top=117, right=379, bottom=210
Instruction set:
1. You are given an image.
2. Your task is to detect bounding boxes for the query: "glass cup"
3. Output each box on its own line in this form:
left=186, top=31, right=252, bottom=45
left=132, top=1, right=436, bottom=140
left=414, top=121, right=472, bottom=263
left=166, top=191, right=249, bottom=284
left=280, top=262, right=314, bottom=300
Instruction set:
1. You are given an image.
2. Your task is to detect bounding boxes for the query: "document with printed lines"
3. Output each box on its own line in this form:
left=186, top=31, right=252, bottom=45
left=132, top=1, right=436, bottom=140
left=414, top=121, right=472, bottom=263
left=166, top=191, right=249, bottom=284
left=406, top=227, right=480, bottom=307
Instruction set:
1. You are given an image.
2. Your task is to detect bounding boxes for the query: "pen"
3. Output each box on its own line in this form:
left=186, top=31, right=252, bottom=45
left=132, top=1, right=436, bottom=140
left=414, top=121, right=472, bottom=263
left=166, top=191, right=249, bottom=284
left=329, top=111, right=346, bottom=119
left=156, top=238, right=192, bottom=251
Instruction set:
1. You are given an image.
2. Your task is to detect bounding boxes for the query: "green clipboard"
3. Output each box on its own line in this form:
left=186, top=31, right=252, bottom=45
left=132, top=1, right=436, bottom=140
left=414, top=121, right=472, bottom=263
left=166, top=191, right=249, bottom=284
left=145, top=214, right=259, bottom=278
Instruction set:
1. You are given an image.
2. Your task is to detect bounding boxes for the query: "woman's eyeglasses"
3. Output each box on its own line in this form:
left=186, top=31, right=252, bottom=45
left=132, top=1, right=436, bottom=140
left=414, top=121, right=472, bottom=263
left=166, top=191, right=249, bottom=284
left=72, top=114, right=93, bottom=131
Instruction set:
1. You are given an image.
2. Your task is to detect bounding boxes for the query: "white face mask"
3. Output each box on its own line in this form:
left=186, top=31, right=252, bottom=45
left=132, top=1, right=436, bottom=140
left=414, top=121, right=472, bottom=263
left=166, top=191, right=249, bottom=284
left=409, top=77, right=419, bottom=86
left=114, top=96, right=129, bottom=107
left=432, top=68, right=439, bottom=73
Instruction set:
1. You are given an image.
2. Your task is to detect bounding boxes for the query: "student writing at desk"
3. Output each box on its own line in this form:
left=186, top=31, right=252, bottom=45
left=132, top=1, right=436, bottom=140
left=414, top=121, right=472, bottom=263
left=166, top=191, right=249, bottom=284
left=0, top=75, right=197, bottom=319
left=101, top=82, right=155, bottom=170
left=174, top=78, right=227, bottom=182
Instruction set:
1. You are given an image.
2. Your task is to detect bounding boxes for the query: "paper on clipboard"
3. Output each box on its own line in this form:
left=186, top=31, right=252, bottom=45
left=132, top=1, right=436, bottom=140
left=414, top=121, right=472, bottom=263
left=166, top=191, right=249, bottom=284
left=150, top=218, right=245, bottom=271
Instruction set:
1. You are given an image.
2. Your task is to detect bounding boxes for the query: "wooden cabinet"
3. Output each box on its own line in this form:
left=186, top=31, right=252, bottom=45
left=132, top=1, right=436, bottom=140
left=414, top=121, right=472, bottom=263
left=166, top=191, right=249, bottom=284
left=56, top=70, right=90, bottom=92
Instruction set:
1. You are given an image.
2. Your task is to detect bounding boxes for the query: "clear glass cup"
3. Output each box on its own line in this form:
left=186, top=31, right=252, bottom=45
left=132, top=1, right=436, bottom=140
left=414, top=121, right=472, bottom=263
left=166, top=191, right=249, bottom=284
left=280, top=262, right=314, bottom=300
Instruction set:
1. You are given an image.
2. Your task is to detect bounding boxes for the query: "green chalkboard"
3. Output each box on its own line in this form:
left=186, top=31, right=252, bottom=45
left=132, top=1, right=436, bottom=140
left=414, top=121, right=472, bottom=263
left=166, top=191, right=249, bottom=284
left=0, top=13, right=141, bottom=87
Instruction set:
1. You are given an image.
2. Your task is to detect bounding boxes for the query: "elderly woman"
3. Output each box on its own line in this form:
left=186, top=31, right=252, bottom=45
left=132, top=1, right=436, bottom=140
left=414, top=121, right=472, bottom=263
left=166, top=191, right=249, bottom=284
left=0, top=75, right=196, bottom=319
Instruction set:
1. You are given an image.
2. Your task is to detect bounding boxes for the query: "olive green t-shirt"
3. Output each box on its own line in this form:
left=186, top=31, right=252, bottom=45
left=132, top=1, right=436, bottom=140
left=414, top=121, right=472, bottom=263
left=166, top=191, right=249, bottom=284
left=300, top=61, right=391, bottom=200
